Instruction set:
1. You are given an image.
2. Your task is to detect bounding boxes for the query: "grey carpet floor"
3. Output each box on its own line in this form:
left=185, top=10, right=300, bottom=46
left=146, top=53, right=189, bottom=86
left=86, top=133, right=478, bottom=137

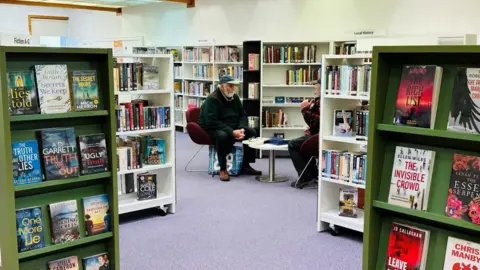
left=119, top=132, right=363, bottom=270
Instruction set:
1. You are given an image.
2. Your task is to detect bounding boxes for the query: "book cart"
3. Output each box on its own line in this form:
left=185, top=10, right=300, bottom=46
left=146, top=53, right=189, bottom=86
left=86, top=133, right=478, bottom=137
left=363, top=45, right=480, bottom=270
left=0, top=47, right=120, bottom=270
left=113, top=54, right=176, bottom=215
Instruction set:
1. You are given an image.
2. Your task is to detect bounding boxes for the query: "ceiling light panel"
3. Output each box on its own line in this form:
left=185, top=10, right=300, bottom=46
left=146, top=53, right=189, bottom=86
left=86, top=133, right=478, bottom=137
left=20, top=0, right=163, bottom=8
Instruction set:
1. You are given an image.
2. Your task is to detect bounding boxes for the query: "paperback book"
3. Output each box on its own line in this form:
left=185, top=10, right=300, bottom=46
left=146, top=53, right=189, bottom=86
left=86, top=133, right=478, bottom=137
left=83, top=194, right=110, bottom=236
left=11, top=140, right=42, bottom=186
left=47, top=256, right=79, bottom=270
left=446, top=153, right=480, bottom=224
left=333, top=110, right=353, bottom=137
left=386, top=222, right=429, bottom=270
left=7, top=71, right=39, bottom=115
left=34, top=64, right=72, bottom=114
left=39, top=128, right=79, bottom=180
left=137, top=173, right=157, bottom=201
left=48, top=200, right=80, bottom=244
left=82, top=253, right=110, bottom=270
left=443, top=237, right=480, bottom=270
left=388, top=146, right=435, bottom=211
left=145, top=137, right=166, bottom=165
left=78, top=133, right=109, bottom=175
left=16, top=206, right=45, bottom=253
left=339, top=188, right=358, bottom=218
left=70, top=70, right=99, bottom=111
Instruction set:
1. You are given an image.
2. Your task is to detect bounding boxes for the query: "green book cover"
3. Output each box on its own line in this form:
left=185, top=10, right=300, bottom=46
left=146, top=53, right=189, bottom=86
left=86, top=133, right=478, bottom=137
left=7, top=71, right=39, bottom=115
left=71, top=70, right=99, bottom=111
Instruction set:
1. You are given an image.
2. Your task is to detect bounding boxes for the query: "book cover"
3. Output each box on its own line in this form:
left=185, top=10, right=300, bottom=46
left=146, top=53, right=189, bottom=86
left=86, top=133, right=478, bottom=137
left=333, top=110, right=353, bottom=137
left=47, top=256, right=79, bottom=270
left=71, top=70, right=99, bottom=111
left=11, top=140, right=42, bottom=186
left=393, top=65, right=438, bottom=128
left=145, top=138, right=166, bottom=165
left=443, top=237, right=480, bottom=270
left=78, top=134, right=109, bottom=175
left=34, top=64, right=72, bottom=114
left=83, top=194, right=110, bottom=236
left=339, top=188, right=358, bottom=218
left=7, top=71, right=39, bottom=115
left=386, top=223, right=429, bottom=270
left=388, top=146, right=435, bottom=211
left=48, top=200, right=80, bottom=244
left=448, top=67, right=480, bottom=134
left=16, top=206, right=45, bottom=252
left=137, top=173, right=157, bottom=201
left=82, top=253, right=110, bottom=270
left=39, top=128, right=79, bottom=180
left=142, top=65, right=159, bottom=90
left=446, top=154, right=480, bottom=224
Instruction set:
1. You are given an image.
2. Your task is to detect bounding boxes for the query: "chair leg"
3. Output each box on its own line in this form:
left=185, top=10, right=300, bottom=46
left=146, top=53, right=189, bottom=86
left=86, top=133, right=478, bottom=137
left=295, top=156, right=317, bottom=185
left=185, top=145, right=208, bottom=172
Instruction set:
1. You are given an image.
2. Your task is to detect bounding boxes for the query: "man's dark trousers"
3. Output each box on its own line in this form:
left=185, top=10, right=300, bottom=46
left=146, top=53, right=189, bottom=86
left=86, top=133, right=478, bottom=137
left=207, top=127, right=257, bottom=170
left=288, top=135, right=317, bottom=178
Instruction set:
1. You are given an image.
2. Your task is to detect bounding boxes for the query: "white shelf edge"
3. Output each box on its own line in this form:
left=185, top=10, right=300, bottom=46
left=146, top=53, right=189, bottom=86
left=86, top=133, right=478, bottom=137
left=323, top=135, right=368, bottom=145
left=262, top=62, right=322, bottom=66
left=321, top=177, right=365, bottom=189
left=261, top=103, right=300, bottom=108
left=114, top=54, right=171, bottom=58
left=319, top=210, right=364, bottom=233
left=262, top=127, right=305, bottom=130
left=116, top=90, right=171, bottom=95
left=263, top=84, right=315, bottom=88
left=214, top=61, right=243, bottom=65
left=118, top=193, right=174, bottom=214
left=182, top=61, right=213, bottom=64
left=116, top=127, right=173, bottom=136
left=183, top=78, right=214, bottom=81
left=323, top=94, right=369, bottom=100
left=117, top=163, right=173, bottom=175
left=323, top=54, right=372, bottom=59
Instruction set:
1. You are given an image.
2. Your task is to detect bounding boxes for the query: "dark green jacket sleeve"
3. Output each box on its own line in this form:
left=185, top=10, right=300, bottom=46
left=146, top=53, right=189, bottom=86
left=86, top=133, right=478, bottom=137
left=203, top=97, right=234, bottom=135
left=236, top=95, right=249, bottom=129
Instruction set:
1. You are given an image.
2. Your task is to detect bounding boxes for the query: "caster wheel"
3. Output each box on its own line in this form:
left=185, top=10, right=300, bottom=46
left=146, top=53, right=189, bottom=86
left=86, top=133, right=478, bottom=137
left=329, top=224, right=340, bottom=236
left=157, top=207, right=167, bottom=216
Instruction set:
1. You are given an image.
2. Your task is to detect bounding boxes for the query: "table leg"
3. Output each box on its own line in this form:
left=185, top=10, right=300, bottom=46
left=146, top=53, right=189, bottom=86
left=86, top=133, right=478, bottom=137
left=255, top=150, right=289, bottom=183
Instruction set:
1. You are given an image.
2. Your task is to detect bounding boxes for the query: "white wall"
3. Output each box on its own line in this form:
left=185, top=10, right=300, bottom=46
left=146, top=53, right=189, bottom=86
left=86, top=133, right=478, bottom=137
left=121, top=0, right=480, bottom=46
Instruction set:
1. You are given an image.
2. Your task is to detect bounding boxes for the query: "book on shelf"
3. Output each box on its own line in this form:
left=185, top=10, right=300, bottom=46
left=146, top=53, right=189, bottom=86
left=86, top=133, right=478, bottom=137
left=248, top=54, right=260, bottom=70
left=83, top=194, right=110, bottom=236
left=35, top=64, right=72, bottom=114
left=48, top=200, right=80, bottom=244
left=82, top=253, right=110, bottom=270
left=78, top=134, right=109, bottom=175
left=248, top=83, right=259, bottom=99
left=333, top=110, right=353, bottom=137
left=117, top=136, right=166, bottom=171
left=184, top=81, right=213, bottom=96
left=184, top=47, right=211, bottom=62
left=355, top=104, right=369, bottom=139
left=446, top=153, right=480, bottom=224
left=218, top=66, right=243, bottom=81
left=174, top=81, right=182, bottom=93
left=120, top=173, right=135, bottom=194
left=339, top=188, right=358, bottom=218
left=137, top=173, right=157, bottom=201
left=262, top=109, right=288, bottom=128
left=286, top=66, right=321, bottom=85
left=145, top=137, right=166, bottom=165
left=263, top=45, right=317, bottom=63
left=321, top=150, right=366, bottom=185
left=114, top=62, right=154, bottom=91
left=175, top=95, right=184, bottom=108
left=187, top=97, right=205, bottom=108
left=388, top=146, right=435, bottom=211
left=47, top=256, right=79, bottom=270
left=174, top=65, right=182, bottom=79
left=192, top=64, right=213, bottom=80
left=214, top=46, right=240, bottom=62
left=385, top=222, right=429, bottom=270
left=16, top=206, right=45, bottom=253
left=7, top=71, right=40, bottom=115
left=39, top=128, right=79, bottom=181
left=115, top=100, right=171, bottom=131
left=70, top=70, right=99, bottom=111
left=443, top=236, right=480, bottom=269
left=324, top=65, right=371, bottom=96
left=448, top=67, right=480, bottom=134
left=12, top=140, right=42, bottom=186
left=393, top=65, right=443, bottom=129
left=334, top=42, right=356, bottom=55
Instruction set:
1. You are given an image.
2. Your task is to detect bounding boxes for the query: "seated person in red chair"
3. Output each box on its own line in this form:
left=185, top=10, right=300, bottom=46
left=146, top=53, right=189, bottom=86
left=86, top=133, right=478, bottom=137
left=289, top=79, right=321, bottom=188
left=198, top=75, right=262, bottom=182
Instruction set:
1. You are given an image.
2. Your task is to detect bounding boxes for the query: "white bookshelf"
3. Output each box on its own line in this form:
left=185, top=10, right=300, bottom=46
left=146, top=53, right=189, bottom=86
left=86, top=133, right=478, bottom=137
left=317, top=53, right=372, bottom=234
left=113, top=54, right=176, bottom=215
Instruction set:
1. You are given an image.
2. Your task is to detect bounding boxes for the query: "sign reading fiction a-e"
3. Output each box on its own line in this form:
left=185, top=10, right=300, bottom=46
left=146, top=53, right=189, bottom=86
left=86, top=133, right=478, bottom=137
left=0, top=34, right=39, bottom=46
left=13, top=37, right=30, bottom=45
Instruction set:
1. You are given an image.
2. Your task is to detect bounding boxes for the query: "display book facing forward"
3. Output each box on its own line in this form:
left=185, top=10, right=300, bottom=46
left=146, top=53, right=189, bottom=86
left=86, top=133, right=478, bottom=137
left=46, top=252, right=111, bottom=270
left=332, top=102, right=369, bottom=139
left=115, top=99, right=171, bottom=132
left=117, top=135, right=166, bottom=171
left=7, top=66, right=100, bottom=115
left=11, top=128, right=109, bottom=186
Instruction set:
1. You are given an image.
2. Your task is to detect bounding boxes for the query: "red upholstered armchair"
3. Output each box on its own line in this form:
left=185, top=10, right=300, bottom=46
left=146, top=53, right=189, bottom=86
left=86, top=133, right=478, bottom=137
left=185, top=107, right=214, bottom=172
left=296, top=134, right=320, bottom=188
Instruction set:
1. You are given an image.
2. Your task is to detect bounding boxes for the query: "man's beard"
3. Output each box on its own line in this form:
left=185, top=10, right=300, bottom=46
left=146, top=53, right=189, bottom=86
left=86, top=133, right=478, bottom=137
left=225, top=92, right=235, bottom=98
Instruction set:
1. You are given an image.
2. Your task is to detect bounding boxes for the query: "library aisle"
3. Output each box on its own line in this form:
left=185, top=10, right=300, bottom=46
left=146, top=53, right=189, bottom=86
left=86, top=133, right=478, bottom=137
left=119, top=132, right=362, bottom=270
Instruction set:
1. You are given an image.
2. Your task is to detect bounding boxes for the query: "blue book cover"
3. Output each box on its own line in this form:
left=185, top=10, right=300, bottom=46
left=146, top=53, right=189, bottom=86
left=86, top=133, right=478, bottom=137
left=82, top=253, right=110, bottom=270
left=12, top=140, right=42, bottom=186
left=83, top=194, right=110, bottom=236
left=49, top=200, right=80, bottom=244
left=39, top=128, right=79, bottom=180
left=16, top=206, right=45, bottom=252
left=145, top=138, right=166, bottom=165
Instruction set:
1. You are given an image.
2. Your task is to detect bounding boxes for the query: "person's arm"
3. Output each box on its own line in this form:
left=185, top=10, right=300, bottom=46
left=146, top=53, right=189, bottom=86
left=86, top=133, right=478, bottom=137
left=302, top=99, right=320, bottom=134
left=203, top=98, right=234, bottom=135
left=236, top=95, right=249, bottom=130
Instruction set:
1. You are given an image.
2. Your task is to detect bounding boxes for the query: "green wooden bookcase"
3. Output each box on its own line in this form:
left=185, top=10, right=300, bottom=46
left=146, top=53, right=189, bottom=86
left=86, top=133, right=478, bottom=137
left=363, top=45, right=480, bottom=270
left=0, top=47, right=119, bottom=270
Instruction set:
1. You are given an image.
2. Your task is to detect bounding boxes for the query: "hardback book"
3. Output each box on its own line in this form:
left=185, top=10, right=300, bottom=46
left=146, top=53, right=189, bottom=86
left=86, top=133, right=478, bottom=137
left=7, top=71, right=39, bottom=115
left=70, top=70, right=99, bottom=111
left=386, top=222, right=429, bottom=270
left=48, top=200, right=80, bottom=244
left=121, top=173, right=135, bottom=194
left=83, top=194, right=110, bottom=236
left=11, top=140, right=42, bottom=186
left=446, top=153, right=480, bottom=224
left=137, top=173, right=157, bottom=201
left=443, top=236, right=480, bottom=270
left=16, top=206, right=45, bottom=253
left=47, top=256, right=79, bottom=270
left=333, top=110, right=353, bottom=137
left=82, top=253, right=110, bottom=270
left=78, top=133, right=109, bottom=175
left=39, top=128, right=79, bottom=180
left=448, top=67, right=480, bottom=134
left=393, top=65, right=443, bottom=129
left=34, top=64, right=72, bottom=114
left=339, top=188, right=358, bottom=218
left=388, top=146, right=436, bottom=211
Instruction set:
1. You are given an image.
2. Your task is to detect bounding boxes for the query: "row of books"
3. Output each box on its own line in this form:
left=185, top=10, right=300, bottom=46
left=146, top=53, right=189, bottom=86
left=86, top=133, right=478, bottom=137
left=115, top=101, right=171, bottom=131
left=218, top=66, right=243, bottom=81
left=333, top=108, right=369, bottom=138
left=132, top=46, right=181, bottom=61
left=117, top=136, right=167, bottom=170
left=321, top=150, right=367, bottom=186
left=12, top=129, right=108, bottom=186
left=214, top=46, right=240, bottom=62
left=187, top=98, right=205, bottom=108
left=285, top=67, right=321, bottom=85
left=324, top=65, right=371, bottom=96
left=174, top=96, right=184, bottom=109
left=47, top=253, right=110, bottom=270
left=262, top=109, right=288, bottom=128
left=16, top=194, right=110, bottom=253
left=184, top=47, right=211, bottom=62
left=113, top=62, right=159, bottom=91
left=183, top=81, right=213, bottom=96
left=119, top=173, right=159, bottom=201
left=248, top=54, right=260, bottom=71
left=263, top=45, right=319, bottom=63
left=191, top=64, right=213, bottom=79
left=263, top=96, right=312, bottom=104
left=8, top=65, right=99, bottom=115
left=334, top=42, right=356, bottom=55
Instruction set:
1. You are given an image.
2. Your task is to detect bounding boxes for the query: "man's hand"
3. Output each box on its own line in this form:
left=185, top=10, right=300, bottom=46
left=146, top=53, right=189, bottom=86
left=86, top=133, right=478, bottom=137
left=233, top=129, right=245, bottom=140
left=304, top=128, right=310, bottom=136
left=300, top=99, right=311, bottom=109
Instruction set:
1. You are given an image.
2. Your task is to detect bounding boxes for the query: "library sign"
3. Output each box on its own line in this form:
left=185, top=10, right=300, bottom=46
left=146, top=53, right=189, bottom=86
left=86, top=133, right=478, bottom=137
left=0, top=34, right=40, bottom=46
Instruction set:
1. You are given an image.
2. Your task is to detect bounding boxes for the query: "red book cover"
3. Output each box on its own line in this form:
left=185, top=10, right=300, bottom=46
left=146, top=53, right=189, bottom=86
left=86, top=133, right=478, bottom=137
left=124, top=103, right=134, bottom=131
left=393, top=66, right=436, bottom=128
left=386, top=223, right=428, bottom=270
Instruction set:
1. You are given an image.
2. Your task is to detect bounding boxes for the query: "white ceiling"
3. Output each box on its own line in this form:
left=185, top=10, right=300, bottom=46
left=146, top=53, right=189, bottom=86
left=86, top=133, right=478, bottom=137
left=20, top=0, right=164, bottom=8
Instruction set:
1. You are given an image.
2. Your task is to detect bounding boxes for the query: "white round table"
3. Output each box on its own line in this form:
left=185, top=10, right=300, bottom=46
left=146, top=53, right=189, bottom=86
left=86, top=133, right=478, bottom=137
left=245, top=141, right=289, bottom=183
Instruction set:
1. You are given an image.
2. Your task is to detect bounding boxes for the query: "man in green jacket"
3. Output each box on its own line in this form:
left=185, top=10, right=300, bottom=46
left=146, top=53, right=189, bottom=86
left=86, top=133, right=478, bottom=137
left=198, top=75, right=262, bottom=181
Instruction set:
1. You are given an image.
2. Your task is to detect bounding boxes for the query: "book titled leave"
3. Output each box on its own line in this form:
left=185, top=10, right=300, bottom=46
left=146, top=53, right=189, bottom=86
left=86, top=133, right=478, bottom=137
left=388, top=146, right=435, bottom=211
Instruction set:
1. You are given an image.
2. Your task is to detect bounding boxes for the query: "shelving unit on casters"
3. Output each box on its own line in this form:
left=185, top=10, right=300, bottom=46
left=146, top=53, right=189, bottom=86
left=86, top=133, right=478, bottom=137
left=114, top=54, right=176, bottom=216
left=316, top=53, right=372, bottom=236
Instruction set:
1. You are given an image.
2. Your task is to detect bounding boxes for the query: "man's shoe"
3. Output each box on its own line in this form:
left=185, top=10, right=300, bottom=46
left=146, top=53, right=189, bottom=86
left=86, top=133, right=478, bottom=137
left=294, top=174, right=317, bottom=189
left=219, top=170, right=230, bottom=181
left=242, top=165, right=262, bottom=176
